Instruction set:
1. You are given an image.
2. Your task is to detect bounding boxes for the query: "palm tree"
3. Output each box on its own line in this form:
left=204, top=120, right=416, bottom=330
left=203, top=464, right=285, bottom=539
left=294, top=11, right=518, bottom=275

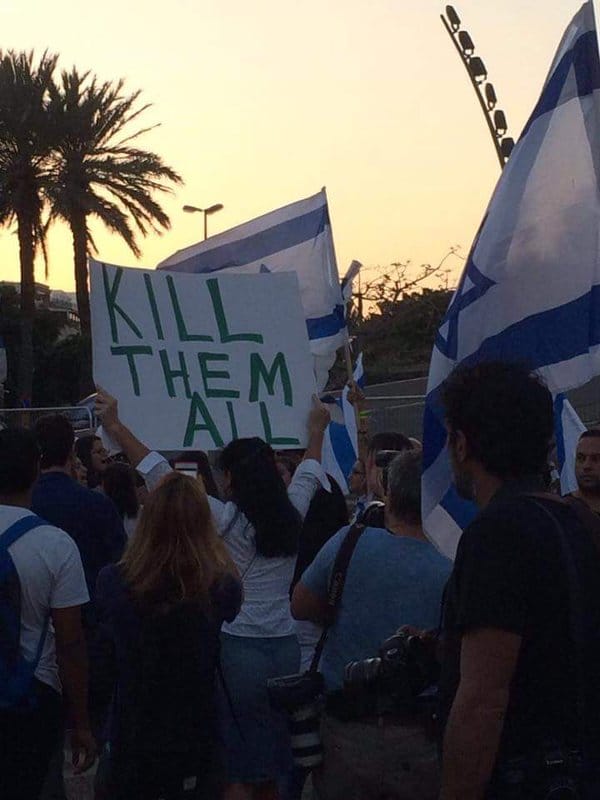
left=0, top=51, right=57, bottom=404
left=47, top=70, right=182, bottom=393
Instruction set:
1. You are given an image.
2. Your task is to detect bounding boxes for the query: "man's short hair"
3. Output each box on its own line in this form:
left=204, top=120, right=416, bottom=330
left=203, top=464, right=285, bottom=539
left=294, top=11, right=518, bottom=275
left=0, top=428, right=40, bottom=494
left=580, top=429, right=600, bottom=441
left=441, top=361, right=553, bottom=479
left=367, top=431, right=413, bottom=456
left=35, top=414, right=75, bottom=470
left=387, top=450, right=422, bottom=525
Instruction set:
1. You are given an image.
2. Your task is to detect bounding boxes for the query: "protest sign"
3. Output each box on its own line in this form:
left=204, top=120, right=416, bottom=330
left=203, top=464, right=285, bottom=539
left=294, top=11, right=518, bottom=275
left=90, top=260, right=316, bottom=451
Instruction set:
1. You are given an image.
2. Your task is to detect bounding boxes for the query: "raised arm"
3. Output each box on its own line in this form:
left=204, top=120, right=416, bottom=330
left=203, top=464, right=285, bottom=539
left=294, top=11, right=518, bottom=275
left=95, top=387, right=151, bottom=466
left=288, top=398, right=331, bottom=517
left=95, top=388, right=173, bottom=490
left=302, top=396, right=331, bottom=463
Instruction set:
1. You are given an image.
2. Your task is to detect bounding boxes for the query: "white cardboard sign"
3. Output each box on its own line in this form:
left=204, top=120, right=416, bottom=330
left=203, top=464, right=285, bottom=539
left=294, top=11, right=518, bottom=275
left=90, top=261, right=316, bottom=450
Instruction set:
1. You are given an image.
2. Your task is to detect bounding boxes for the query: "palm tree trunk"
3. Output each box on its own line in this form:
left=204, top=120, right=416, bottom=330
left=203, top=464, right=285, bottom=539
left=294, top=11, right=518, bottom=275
left=70, top=212, right=94, bottom=397
left=16, top=215, right=35, bottom=408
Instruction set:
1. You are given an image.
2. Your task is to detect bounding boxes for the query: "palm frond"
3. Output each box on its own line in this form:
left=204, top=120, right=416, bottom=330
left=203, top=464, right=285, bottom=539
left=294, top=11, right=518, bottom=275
left=48, top=70, right=182, bottom=262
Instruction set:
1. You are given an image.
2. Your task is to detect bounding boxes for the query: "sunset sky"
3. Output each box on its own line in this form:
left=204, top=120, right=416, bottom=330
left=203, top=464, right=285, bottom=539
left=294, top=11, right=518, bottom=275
left=0, top=0, right=585, bottom=292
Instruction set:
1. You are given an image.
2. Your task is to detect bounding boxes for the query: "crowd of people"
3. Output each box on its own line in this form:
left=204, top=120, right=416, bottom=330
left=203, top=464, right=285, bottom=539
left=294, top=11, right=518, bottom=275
left=2, top=360, right=600, bottom=799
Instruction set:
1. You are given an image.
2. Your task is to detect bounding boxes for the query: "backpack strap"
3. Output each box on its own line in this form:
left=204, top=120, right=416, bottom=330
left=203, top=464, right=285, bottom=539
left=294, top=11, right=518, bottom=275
left=525, top=492, right=600, bottom=560
left=0, top=515, right=46, bottom=553
left=0, top=515, right=46, bottom=580
left=0, top=515, right=50, bottom=698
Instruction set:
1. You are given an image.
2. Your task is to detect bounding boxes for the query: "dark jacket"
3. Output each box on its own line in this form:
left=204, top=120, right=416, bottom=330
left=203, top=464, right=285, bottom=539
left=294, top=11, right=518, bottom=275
left=32, top=471, right=126, bottom=605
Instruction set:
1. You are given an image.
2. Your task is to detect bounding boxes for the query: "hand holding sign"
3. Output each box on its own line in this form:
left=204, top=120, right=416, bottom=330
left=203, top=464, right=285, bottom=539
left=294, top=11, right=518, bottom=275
left=95, top=386, right=118, bottom=429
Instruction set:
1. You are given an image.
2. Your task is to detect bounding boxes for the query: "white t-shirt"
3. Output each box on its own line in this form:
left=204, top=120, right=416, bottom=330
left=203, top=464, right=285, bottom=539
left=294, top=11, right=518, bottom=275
left=137, top=453, right=328, bottom=638
left=0, top=505, right=89, bottom=693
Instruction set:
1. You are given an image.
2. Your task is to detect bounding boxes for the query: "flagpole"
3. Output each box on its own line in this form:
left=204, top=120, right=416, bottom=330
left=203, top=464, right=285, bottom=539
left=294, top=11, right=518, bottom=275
left=343, top=335, right=354, bottom=385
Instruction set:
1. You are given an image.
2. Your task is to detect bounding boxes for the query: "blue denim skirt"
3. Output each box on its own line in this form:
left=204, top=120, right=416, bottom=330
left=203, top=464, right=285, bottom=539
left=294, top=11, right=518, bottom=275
left=218, top=633, right=300, bottom=784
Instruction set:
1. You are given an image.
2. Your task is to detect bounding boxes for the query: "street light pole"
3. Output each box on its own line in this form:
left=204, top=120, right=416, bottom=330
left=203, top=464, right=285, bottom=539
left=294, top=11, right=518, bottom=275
left=182, top=203, right=224, bottom=240
left=441, top=5, right=514, bottom=170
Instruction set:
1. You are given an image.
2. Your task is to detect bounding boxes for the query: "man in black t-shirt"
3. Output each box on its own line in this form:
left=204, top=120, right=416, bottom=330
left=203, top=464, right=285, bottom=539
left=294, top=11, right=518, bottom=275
left=438, top=362, right=600, bottom=800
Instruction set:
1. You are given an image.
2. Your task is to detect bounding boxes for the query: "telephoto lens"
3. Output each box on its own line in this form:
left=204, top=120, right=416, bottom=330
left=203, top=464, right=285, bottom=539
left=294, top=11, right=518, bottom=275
left=266, top=671, right=325, bottom=768
left=288, top=701, right=324, bottom=768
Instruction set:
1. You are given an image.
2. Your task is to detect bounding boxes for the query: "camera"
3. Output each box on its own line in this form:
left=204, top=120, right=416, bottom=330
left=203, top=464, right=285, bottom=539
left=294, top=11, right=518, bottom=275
left=492, top=744, right=584, bottom=799
left=344, top=631, right=439, bottom=712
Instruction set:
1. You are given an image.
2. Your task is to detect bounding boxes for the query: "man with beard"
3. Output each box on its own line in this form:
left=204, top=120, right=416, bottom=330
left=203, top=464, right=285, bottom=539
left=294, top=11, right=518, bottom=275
left=438, top=361, right=600, bottom=800
left=572, top=430, right=600, bottom=514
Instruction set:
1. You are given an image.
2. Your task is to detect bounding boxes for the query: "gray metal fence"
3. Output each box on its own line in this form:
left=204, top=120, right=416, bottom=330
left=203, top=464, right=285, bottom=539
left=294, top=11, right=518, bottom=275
left=366, top=376, right=600, bottom=441
left=368, top=400, right=426, bottom=439
left=0, top=406, right=94, bottom=434
left=0, top=377, right=597, bottom=448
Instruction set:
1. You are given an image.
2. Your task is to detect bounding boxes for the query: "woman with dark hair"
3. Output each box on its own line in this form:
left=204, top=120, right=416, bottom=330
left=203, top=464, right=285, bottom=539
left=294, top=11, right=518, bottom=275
left=75, top=434, right=109, bottom=489
left=96, top=471, right=242, bottom=799
left=94, top=389, right=330, bottom=800
left=214, top=409, right=329, bottom=800
left=102, top=462, right=140, bottom=538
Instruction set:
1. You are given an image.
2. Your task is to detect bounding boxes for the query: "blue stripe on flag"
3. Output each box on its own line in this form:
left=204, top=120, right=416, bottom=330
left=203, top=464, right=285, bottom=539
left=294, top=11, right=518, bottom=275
left=440, top=486, right=478, bottom=530
left=160, top=206, right=330, bottom=274
left=306, top=305, right=346, bottom=340
left=521, top=30, right=600, bottom=139
left=461, top=284, right=600, bottom=372
left=426, top=285, right=600, bottom=472
left=329, top=421, right=357, bottom=484
left=423, top=404, right=448, bottom=471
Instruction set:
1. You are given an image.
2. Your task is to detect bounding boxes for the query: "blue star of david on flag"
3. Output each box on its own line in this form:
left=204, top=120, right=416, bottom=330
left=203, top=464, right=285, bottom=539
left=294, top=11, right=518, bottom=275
left=435, top=257, right=496, bottom=360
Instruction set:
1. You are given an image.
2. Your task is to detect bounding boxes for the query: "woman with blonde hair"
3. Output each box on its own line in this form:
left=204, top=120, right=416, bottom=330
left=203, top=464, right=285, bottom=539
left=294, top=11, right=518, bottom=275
left=96, top=471, right=242, bottom=800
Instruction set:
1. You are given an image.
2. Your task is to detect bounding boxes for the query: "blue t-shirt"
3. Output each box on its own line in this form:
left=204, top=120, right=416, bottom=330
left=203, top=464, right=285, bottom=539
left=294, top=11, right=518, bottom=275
left=301, top=526, right=452, bottom=691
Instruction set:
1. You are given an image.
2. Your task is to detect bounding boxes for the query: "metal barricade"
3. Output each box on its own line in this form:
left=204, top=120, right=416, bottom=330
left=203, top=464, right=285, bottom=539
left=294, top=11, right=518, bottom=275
left=0, top=405, right=95, bottom=435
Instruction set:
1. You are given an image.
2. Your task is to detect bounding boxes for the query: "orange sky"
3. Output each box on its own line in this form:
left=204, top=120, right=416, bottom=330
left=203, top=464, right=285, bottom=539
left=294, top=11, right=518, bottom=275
left=0, top=0, right=583, bottom=293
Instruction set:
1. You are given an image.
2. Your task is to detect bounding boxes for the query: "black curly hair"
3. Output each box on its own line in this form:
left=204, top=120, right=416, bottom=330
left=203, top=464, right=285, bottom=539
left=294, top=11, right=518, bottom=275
left=441, top=361, right=553, bottom=479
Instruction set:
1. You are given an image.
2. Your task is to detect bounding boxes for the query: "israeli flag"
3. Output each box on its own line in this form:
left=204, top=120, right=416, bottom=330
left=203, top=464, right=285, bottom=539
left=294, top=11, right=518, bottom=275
left=423, top=1, right=600, bottom=558
left=322, top=354, right=365, bottom=493
left=158, top=190, right=345, bottom=384
left=341, top=260, right=362, bottom=303
left=554, top=395, right=587, bottom=494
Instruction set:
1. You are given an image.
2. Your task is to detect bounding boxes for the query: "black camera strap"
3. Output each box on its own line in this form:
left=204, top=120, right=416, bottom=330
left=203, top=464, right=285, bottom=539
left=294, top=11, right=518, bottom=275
left=308, top=523, right=366, bottom=674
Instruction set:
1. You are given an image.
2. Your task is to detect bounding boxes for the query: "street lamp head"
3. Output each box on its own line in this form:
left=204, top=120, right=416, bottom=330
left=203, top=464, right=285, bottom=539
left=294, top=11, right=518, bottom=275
left=205, top=203, right=224, bottom=215
left=500, top=137, right=515, bottom=160
left=183, top=205, right=202, bottom=213
left=446, top=5, right=461, bottom=31
left=485, top=83, right=498, bottom=110
left=494, top=109, right=508, bottom=137
left=458, top=30, right=475, bottom=56
left=468, top=56, right=487, bottom=84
